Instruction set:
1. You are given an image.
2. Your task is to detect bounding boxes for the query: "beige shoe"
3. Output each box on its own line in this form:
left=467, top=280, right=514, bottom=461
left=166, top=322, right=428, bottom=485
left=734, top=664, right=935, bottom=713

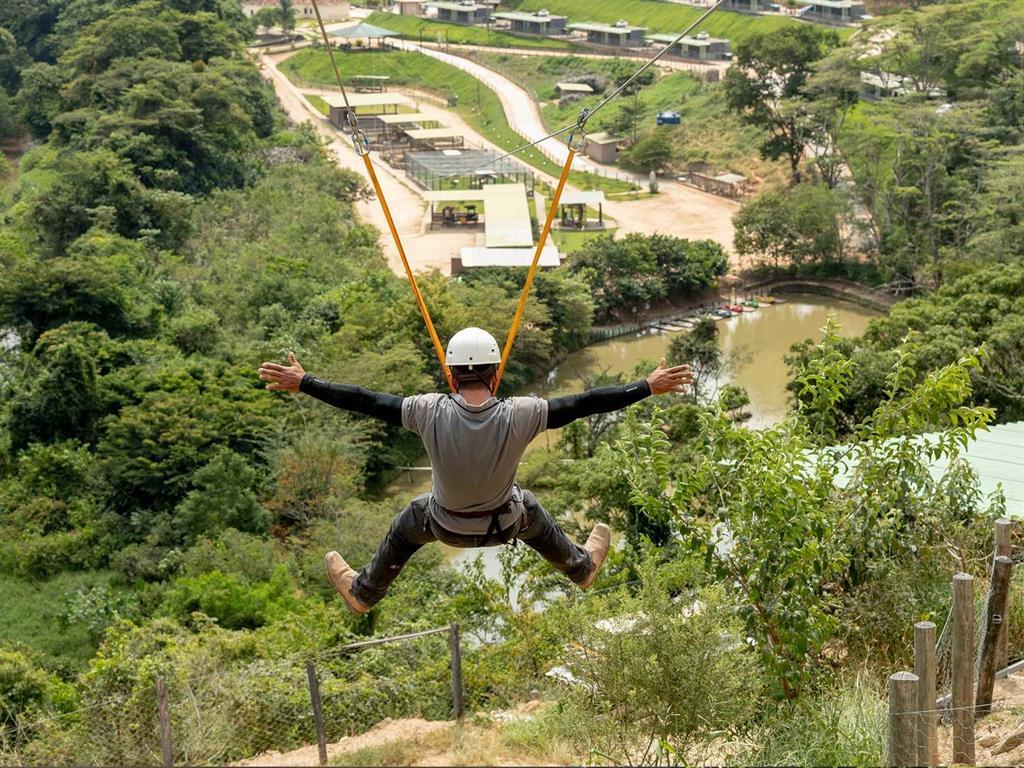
left=578, top=523, right=611, bottom=589
left=325, top=551, right=369, bottom=614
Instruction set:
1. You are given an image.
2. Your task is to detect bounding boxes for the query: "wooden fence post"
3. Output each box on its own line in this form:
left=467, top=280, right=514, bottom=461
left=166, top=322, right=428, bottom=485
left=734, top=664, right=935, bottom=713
left=995, top=519, right=1013, bottom=671
left=977, top=556, right=1013, bottom=715
left=306, top=660, right=328, bottom=767
left=914, top=621, right=938, bottom=767
left=888, top=672, right=918, bottom=768
left=952, top=572, right=976, bottom=765
left=155, top=677, right=173, bottom=768
left=449, top=622, right=464, bottom=720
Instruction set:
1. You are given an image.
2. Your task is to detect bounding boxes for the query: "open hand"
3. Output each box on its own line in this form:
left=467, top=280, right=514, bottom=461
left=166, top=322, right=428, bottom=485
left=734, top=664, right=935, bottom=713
left=647, top=357, right=694, bottom=395
left=258, top=352, right=306, bottom=392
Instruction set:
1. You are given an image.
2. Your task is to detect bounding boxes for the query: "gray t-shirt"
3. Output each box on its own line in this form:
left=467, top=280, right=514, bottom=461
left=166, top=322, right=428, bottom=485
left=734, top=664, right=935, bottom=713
left=402, top=394, right=548, bottom=534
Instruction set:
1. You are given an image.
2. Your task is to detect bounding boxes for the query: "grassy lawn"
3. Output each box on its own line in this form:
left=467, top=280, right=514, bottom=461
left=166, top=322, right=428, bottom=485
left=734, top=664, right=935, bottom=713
left=0, top=571, right=131, bottom=672
left=306, top=93, right=329, bottom=115
left=551, top=226, right=616, bottom=254
left=366, top=10, right=578, bottom=50
left=503, top=0, right=856, bottom=44
left=473, top=52, right=789, bottom=189
left=280, top=49, right=636, bottom=192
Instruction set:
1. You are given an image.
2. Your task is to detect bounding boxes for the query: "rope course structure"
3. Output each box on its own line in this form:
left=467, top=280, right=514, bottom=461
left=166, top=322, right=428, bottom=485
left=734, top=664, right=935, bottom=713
left=306, top=0, right=729, bottom=393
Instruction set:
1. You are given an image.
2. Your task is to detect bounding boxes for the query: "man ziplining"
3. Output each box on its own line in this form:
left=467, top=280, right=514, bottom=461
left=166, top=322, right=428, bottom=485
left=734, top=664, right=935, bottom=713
left=258, top=327, right=693, bottom=614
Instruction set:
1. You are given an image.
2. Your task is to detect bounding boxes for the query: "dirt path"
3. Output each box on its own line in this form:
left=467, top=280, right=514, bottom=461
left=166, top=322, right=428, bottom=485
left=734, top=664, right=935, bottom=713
left=235, top=718, right=451, bottom=767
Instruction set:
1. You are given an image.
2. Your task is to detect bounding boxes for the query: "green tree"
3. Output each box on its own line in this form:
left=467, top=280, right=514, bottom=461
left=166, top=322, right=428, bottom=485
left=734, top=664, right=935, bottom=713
left=622, top=325, right=996, bottom=698
left=733, top=183, right=849, bottom=272
left=13, top=62, right=62, bottom=139
left=724, top=25, right=839, bottom=184
left=253, top=6, right=280, bottom=33
left=174, top=450, right=269, bottom=542
left=277, top=0, right=295, bottom=33
left=4, top=332, right=101, bottom=453
left=619, top=134, right=675, bottom=173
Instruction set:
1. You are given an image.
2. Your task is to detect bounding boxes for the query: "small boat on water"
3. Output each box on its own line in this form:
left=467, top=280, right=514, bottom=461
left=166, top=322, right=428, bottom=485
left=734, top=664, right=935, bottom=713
left=724, top=304, right=747, bottom=313
left=755, top=295, right=776, bottom=304
left=710, top=308, right=733, bottom=319
left=741, top=299, right=759, bottom=309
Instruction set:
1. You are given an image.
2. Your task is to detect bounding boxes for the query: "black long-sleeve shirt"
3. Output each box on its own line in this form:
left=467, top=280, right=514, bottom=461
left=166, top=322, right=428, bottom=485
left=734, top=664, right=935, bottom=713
left=298, top=374, right=651, bottom=430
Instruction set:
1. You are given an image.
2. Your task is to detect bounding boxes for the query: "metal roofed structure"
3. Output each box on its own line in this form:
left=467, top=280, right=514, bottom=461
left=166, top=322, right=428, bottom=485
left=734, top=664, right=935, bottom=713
left=492, top=10, right=568, bottom=35
left=405, top=149, right=534, bottom=192
left=321, top=92, right=412, bottom=129
left=555, top=82, right=594, bottom=94
left=648, top=32, right=731, bottom=61
left=328, top=21, right=400, bottom=39
left=405, top=127, right=465, bottom=149
left=568, top=21, right=647, bottom=47
left=829, top=422, right=1024, bottom=519
left=478, top=183, right=533, bottom=248
left=455, top=246, right=560, bottom=273
left=377, top=112, right=438, bottom=125
left=928, top=421, right=1024, bottom=518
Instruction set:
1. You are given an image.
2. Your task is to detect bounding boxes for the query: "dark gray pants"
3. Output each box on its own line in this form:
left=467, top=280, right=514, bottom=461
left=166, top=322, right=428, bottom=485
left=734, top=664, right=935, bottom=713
left=352, top=490, right=593, bottom=607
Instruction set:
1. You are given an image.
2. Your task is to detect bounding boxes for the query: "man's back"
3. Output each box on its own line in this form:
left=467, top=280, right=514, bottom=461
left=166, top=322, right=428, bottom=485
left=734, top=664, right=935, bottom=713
left=403, top=393, right=547, bottom=513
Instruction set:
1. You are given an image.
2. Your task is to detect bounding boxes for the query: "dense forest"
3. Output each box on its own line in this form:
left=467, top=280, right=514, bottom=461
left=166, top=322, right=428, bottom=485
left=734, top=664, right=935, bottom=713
left=0, top=0, right=1021, bottom=764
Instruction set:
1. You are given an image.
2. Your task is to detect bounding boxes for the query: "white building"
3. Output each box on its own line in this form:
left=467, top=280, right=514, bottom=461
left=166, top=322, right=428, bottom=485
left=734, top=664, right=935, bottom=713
left=242, top=0, right=350, bottom=23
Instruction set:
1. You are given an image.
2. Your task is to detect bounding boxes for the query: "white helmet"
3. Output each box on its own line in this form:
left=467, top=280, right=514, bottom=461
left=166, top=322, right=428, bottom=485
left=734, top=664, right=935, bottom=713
left=446, top=327, right=501, bottom=369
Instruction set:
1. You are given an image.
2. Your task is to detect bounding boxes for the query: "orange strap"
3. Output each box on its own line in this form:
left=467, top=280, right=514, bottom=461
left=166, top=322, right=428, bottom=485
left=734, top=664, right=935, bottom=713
left=494, top=148, right=576, bottom=393
left=362, top=154, right=455, bottom=393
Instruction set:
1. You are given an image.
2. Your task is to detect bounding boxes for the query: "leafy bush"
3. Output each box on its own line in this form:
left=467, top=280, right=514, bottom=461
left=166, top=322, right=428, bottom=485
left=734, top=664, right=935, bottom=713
left=160, top=565, right=300, bottom=630
left=622, top=322, right=997, bottom=697
left=0, top=647, right=77, bottom=737
left=551, top=566, right=760, bottom=765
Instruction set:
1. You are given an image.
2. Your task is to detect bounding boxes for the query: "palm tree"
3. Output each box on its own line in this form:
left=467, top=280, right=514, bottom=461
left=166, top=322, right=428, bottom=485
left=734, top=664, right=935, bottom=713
left=278, top=0, right=296, bottom=34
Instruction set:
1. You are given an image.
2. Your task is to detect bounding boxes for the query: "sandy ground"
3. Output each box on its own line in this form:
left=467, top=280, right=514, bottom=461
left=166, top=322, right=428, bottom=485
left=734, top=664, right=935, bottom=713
left=234, top=702, right=561, bottom=767
left=234, top=718, right=451, bottom=766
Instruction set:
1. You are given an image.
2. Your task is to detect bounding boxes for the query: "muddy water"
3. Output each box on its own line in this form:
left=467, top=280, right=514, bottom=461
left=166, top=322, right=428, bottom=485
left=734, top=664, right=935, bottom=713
left=384, top=294, right=881, bottom=577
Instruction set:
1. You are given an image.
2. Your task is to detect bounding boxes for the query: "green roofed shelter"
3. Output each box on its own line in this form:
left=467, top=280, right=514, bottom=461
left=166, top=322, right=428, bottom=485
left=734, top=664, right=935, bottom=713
left=328, top=21, right=400, bottom=39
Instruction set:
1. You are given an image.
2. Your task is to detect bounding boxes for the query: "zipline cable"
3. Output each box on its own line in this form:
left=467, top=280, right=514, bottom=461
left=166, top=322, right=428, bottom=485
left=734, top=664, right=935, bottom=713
left=309, top=0, right=454, bottom=392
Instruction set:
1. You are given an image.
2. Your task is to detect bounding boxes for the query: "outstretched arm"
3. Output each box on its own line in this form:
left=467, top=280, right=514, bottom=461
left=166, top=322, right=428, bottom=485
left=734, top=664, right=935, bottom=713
left=546, top=358, right=693, bottom=430
left=258, top=353, right=404, bottom=427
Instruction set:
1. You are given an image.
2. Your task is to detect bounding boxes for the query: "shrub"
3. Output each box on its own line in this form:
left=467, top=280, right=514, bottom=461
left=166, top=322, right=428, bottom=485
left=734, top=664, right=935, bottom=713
left=552, top=567, right=760, bottom=765
left=160, top=565, right=300, bottom=630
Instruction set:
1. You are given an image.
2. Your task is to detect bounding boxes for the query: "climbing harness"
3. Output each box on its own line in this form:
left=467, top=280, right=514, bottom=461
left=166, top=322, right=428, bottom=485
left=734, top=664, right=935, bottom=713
left=306, top=0, right=728, bottom=393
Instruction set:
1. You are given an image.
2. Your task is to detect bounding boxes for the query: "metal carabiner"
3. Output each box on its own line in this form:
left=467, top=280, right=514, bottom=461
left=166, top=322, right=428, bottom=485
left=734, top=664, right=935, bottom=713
left=346, top=111, right=370, bottom=157
left=567, top=107, right=590, bottom=152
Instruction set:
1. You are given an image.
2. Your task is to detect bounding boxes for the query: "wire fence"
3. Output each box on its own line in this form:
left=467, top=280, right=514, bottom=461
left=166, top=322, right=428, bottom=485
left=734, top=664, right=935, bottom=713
left=886, top=519, right=1018, bottom=767
left=0, top=624, right=465, bottom=767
